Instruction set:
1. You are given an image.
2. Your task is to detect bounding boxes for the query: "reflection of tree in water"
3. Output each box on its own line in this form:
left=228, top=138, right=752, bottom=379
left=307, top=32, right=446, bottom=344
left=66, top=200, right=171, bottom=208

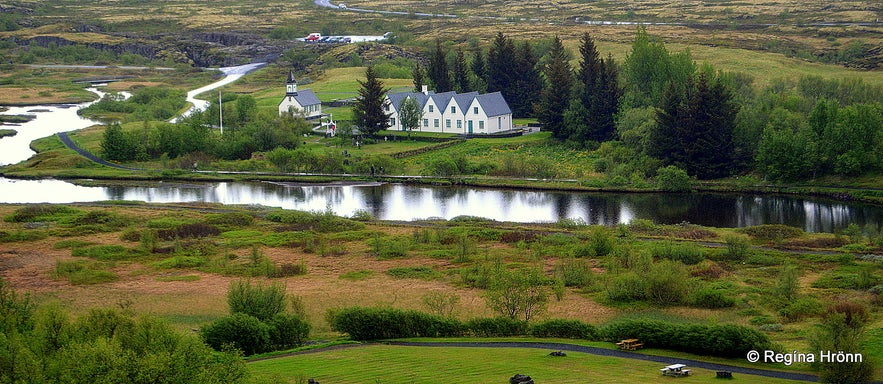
left=551, top=194, right=572, bottom=221
left=355, top=184, right=389, bottom=218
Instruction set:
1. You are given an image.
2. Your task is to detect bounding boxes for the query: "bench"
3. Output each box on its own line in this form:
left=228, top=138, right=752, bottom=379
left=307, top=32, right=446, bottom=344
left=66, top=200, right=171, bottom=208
left=716, top=371, right=733, bottom=379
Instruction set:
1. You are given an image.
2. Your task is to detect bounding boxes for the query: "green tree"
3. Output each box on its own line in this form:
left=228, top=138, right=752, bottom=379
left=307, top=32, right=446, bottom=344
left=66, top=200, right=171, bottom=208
left=226, top=280, right=287, bottom=322
left=352, top=66, right=391, bottom=136
left=651, top=72, right=738, bottom=179
left=487, top=32, right=517, bottom=104
left=622, top=27, right=695, bottom=109
left=564, top=33, right=620, bottom=143
left=485, top=267, right=548, bottom=321
left=536, top=36, right=573, bottom=138
left=511, top=41, right=541, bottom=118
left=412, top=63, right=425, bottom=92
left=809, top=310, right=875, bottom=384
left=428, top=40, right=451, bottom=92
left=235, top=95, right=257, bottom=126
left=100, top=123, right=138, bottom=162
left=470, top=48, right=488, bottom=93
left=452, top=47, right=470, bottom=93
left=755, top=108, right=820, bottom=181
left=398, top=96, right=424, bottom=139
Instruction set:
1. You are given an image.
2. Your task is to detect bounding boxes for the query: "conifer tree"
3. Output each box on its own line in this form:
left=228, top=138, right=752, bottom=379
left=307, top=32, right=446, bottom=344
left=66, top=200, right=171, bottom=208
left=536, top=36, right=573, bottom=138
left=511, top=41, right=541, bottom=117
left=412, top=63, right=425, bottom=93
left=487, top=32, right=516, bottom=98
left=428, top=40, right=451, bottom=92
left=353, top=66, right=391, bottom=136
left=470, top=49, right=488, bottom=93
left=453, top=47, right=470, bottom=93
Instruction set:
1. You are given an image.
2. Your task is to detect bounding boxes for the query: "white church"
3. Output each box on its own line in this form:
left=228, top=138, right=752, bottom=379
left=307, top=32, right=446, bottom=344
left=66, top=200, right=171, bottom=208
left=278, top=71, right=322, bottom=119
left=384, top=86, right=513, bottom=134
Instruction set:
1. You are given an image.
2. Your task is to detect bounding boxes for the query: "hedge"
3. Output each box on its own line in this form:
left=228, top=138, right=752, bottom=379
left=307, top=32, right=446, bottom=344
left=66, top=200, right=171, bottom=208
left=530, top=319, right=598, bottom=340
left=329, top=307, right=464, bottom=340
left=601, top=318, right=773, bottom=358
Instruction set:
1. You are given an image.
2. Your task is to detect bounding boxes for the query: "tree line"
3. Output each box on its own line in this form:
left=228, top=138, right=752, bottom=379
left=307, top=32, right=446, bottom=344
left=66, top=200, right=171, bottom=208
left=414, top=29, right=883, bottom=181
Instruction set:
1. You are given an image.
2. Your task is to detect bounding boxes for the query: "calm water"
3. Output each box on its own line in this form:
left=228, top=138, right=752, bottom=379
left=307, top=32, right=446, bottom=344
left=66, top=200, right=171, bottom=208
left=2, top=70, right=882, bottom=232
left=0, top=178, right=880, bottom=232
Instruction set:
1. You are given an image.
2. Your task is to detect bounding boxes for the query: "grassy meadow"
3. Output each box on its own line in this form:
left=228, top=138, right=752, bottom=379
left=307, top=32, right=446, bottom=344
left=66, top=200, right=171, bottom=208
left=248, top=344, right=802, bottom=383
left=0, top=202, right=881, bottom=380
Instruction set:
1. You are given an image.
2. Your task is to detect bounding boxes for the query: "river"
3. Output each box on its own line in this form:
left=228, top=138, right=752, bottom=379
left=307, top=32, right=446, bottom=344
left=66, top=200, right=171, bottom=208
left=1, top=66, right=882, bottom=232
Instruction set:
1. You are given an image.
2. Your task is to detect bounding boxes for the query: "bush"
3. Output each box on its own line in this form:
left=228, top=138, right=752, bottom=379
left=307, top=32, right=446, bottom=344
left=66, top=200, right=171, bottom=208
left=649, top=241, right=705, bottom=265
left=690, top=286, right=736, bottom=308
left=328, top=307, right=464, bottom=340
left=265, top=209, right=364, bottom=232
left=5, top=205, right=79, bottom=223
left=723, top=234, right=752, bottom=260
left=606, top=272, right=648, bottom=303
left=741, top=224, right=805, bottom=242
left=601, top=318, right=773, bottom=358
left=200, top=313, right=270, bottom=356
left=0, top=230, right=48, bottom=243
left=586, top=227, right=616, bottom=256
left=266, top=313, right=310, bottom=351
left=554, top=258, right=594, bottom=288
left=54, top=260, right=118, bottom=285
left=386, top=266, right=440, bottom=280
left=71, top=245, right=143, bottom=260
left=779, top=297, right=824, bottom=322
left=530, top=319, right=598, bottom=340
left=466, top=317, right=528, bottom=337
left=227, top=280, right=286, bottom=322
left=645, top=260, right=690, bottom=305
left=157, top=223, right=221, bottom=240
left=655, top=165, right=691, bottom=192
left=205, top=212, right=254, bottom=227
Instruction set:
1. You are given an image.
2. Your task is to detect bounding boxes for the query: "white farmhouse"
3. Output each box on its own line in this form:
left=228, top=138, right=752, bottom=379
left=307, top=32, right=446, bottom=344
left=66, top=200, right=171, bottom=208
left=278, top=71, right=322, bottom=119
left=384, top=86, right=513, bottom=134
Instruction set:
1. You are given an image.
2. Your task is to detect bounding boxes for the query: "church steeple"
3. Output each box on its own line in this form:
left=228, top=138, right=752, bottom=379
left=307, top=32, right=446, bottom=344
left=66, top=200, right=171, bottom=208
left=286, top=71, right=298, bottom=95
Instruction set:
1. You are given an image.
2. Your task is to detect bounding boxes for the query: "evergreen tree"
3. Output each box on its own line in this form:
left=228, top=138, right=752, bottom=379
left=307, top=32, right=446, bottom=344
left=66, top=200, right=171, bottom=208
left=428, top=40, right=451, bottom=92
left=576, top=32, right=601, bottom=109
left=101, top=123, right=137, bottom=162
left=593, top=54, right=621, bottom=142
left=487, top=32, right=516, bottom=99
left=412, top=63, right=425, bottom=93
left=563, top=32, right=620, bottom=143
left=352, top=66, right=391, bottom=136
left=651, top=72, right=738, bottom=179
left=470, top=48, right=488, bottom=93
left=511, top=40, right=541, bottom=118
left=536, top=36, right=573, bottom=138
left=453, top=47, right=470, bottom=93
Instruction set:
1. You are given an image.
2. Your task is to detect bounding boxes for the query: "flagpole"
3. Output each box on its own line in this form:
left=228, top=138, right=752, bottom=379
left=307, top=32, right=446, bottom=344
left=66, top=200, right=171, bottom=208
left=218, top=91, right=224, bottom=135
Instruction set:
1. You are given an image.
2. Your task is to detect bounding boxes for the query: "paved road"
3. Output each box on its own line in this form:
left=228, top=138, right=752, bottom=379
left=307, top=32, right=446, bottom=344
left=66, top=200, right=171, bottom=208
left=56, top=131, right=141, bottom=171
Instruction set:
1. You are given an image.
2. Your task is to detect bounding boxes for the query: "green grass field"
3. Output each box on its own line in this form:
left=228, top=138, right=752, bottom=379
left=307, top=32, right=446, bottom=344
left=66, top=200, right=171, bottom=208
left=248, top=344, right=802, bottom=383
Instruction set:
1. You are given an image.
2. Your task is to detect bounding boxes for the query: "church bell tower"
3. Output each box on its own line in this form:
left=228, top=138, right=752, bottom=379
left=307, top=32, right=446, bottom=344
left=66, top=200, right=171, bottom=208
left=286, top=71, right=298, bottom=96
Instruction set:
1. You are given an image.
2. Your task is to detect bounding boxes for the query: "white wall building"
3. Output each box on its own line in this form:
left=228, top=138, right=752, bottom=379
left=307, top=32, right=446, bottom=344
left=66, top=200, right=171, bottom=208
left=384, top=86, right=513, bottom=134
left=278, top=71, right=322, bottom=119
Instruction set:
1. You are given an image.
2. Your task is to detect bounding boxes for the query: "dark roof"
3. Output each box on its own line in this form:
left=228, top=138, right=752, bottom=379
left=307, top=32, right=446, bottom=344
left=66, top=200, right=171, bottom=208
left=282, top=89, right=320, bottom=106
left=476, top=92, right=511, bottom=117
left=388, top=92, right=429, bottom=111
left=453, top=92, right=479, bottom=112
left=287, top=71, right=297, bottom=84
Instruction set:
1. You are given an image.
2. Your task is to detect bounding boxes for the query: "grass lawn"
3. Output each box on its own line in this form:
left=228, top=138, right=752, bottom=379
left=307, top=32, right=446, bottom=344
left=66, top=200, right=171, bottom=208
left=248, top=344, right=802, bottom=383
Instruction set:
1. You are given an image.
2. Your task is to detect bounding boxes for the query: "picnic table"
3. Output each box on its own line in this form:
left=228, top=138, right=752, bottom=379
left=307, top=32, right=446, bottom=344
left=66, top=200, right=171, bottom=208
left=661, top=364, right=691, bottom=377
left=616, top=339, right=644, bottom=350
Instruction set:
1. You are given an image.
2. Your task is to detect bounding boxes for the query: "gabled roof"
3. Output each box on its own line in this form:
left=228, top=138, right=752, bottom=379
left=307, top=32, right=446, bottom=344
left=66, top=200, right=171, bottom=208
left=388, top=92, right=429, bottom=111
left=475, top=92, right=511, bottom=117
left=453, top=92, right=479, bottom=112
left=282, top=89, right=320, bottom=106
left=429, top=91, right=457, bottom=111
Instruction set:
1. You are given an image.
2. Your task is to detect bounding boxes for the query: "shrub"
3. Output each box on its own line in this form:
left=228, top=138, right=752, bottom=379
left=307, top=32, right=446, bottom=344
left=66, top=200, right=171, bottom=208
left=270, top=262, right=308, bottom=277
left=71, top=245, right=143, bottom=260
left=227, top=280, right=286, bottom=322
left=200, top=313, right=270, bottom=356
left=655, top=165, right=691, bottom=192
left=530, top=319, right=598, bottom=340
left=690, top=286, right=736, bottom=308
left=53, top=260, right=118, bottom=285
left=266, top=313, right=310, bottom=351
left=71, top=210, right=131, bottom=228
left=554, top=257, right=594, bottom=288
left=369, top=234, right=411, bottom=259
left=741, top=224, right=805, bottom=242
left=649, top=241, right=705, bottom=265
left=157, top=223, right=221, bottom=240
left=606, top=272, right=648, bottom=303
left=328, top=307, right=464, bottom=340
left=265, top=209, right=364, bottom=232
left=466, top=317, right=528, bottom=337
left=779, top=297, right=824, bottom=322
left=645, top=260, right=690, bottom=305
left=723, top=234, right=752, bottom=260
left=0, top=230, right=48, bottom=243
left=586, top=227, right=616, bottom=256
left=422, top=291, right=460, bottom=318
left=758, top=323, right=784, bottom=332
left=601, top=318, right=773, bottom=358
left=5, top=205, right=79, bottom=223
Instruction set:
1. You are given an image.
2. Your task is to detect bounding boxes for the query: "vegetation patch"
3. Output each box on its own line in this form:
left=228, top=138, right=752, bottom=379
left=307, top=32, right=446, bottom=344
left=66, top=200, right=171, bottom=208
left=70, top=244, right=144, bottom=260
left=386, top=266, right=441, bottom=280
left=340, top=270, right=375, bottom=281
left=53, top=259, right=118, bottom=285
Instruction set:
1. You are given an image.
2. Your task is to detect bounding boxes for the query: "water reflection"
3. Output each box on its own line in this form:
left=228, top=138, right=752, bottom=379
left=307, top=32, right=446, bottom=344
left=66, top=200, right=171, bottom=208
left=1, top=178, right=881, bottom=232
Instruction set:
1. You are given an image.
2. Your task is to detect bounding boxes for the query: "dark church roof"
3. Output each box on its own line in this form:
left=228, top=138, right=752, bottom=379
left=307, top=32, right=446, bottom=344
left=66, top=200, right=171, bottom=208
left=282, top=89, right=320, bottom=106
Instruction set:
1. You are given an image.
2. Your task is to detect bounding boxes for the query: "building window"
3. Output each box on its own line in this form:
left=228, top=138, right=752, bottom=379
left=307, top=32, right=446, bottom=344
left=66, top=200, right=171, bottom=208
left=498, top=117, right=502, bottom=127
left=451, top=106, right=456, bottom=114
left=423, top=118, right=429, bottom=127
left=479, top=121, right=484, bottom=130
left=390, top=117, right=396, bottom=126
left=385, top=104, right=390, bottom=111
left=429, top=105, right=434, bottom=113
left=445, top=119, right=451, bottom=128
left=474, top=107, right=479, bottom=114
left=434, top=119, right=439, bottom=127
left=457, top=120, right=462, bottom=129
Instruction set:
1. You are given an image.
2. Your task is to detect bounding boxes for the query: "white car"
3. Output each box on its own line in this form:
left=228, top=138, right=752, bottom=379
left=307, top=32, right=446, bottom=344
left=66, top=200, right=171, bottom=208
left=338, top=3, right=346, bottom=8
